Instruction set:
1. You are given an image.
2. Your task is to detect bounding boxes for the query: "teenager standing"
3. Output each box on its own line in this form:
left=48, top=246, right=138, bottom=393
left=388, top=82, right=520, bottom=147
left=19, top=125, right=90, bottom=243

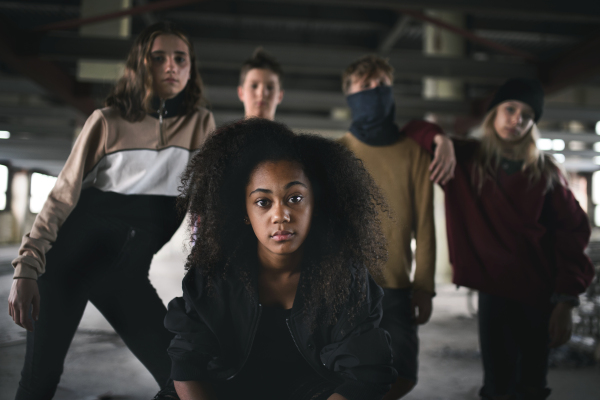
left=409, top=78, right=595, bottom=400
left=237, top=47, right=284, bottom=120
left=8, top=22, right=215, bottom=399
left=338, top=55, right=440, bottom=399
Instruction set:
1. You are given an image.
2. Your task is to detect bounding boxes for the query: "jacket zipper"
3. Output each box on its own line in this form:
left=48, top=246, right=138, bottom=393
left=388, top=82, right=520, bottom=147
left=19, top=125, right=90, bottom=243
left=286, top=317, right=328, bottom=379
left=157, top=99, right=166, bottom=148
left=226, top=303, right=262, bottom=380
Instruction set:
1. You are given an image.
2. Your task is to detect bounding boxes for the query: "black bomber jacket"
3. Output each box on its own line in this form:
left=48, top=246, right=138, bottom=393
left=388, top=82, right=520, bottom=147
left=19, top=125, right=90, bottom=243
left=165, top=263, right=397, bottom=400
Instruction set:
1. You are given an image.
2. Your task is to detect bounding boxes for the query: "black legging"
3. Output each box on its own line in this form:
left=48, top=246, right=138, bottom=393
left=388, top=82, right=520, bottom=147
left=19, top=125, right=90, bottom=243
left=478, top=291, right=552, bottom=400
left=16, top=209, right=173, bottom=400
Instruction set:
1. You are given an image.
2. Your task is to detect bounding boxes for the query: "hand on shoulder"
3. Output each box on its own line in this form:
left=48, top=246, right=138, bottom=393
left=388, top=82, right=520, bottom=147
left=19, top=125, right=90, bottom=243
left=430, top=135, right=456, bottom=185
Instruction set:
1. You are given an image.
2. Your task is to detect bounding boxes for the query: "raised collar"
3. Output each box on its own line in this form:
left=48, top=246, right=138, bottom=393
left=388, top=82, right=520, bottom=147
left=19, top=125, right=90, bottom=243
left=149, top=91, right=185, bottom=119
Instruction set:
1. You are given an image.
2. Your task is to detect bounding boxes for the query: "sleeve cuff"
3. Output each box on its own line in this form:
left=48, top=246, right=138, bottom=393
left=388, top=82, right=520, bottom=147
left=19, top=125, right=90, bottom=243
left=13, top=262, right=39, bottom=280
left=335, top=380, right=388, bottom=400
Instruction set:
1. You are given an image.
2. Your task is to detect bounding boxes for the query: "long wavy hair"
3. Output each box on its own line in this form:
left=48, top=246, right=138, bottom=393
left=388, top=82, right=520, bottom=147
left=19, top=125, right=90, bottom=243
left=474, top=105, right=564, bottom=192
left=105, top=22, right=205, bottom=122
left=179, top=118, right=388, bottom=329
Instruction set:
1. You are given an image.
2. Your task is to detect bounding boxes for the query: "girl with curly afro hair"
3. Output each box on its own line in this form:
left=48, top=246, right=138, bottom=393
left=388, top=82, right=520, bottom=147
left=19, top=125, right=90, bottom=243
left=165, top=118, right=397, bottom=400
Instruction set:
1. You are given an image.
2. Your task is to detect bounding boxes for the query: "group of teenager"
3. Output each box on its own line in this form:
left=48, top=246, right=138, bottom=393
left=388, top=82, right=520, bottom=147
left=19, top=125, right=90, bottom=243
left=7, top=21, right=595, bottom=400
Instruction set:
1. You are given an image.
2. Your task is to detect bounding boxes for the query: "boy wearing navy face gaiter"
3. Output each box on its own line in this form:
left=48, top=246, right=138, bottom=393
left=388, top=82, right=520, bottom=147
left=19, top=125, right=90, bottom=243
left=338, top=55, right=442, bottom=400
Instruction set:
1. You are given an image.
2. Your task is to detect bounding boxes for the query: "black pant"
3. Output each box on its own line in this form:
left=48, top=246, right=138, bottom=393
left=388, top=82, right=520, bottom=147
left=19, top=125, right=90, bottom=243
left=16, top=211, right=174, bottom=400
left=478, top=291, right=552, bottom=400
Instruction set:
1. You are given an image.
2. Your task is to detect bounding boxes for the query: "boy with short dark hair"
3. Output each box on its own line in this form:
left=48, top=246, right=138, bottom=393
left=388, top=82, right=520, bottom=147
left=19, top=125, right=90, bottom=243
left=339, top=54, right=441, bottom=400
left=237, top=47, right=284, bottom=121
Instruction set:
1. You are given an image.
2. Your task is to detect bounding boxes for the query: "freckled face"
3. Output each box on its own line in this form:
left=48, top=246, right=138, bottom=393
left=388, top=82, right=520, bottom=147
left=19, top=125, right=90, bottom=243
left=149, top=34, right=191, bottom=99
left=245, top=160, right=314, bottom=257
left=347, top=69, right=392, bottom=95
left=237, top=68, right=283, bottom=120
left=493, top=100, right=535, bottom=141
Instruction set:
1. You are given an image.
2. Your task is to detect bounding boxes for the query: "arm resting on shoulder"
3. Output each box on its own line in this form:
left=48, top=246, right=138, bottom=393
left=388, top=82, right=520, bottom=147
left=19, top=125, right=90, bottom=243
left=402, top=120, right=455, bottom=184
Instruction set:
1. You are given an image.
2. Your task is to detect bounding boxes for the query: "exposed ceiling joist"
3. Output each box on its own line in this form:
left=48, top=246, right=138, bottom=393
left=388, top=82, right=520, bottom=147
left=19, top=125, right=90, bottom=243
left=37, top=34, right=537, bottom=82
left=0, top=26, right=95, bottom=116
left=206, top=86, right=471, bottom=116
left=378, top=15, right=412, bottom=55
left=243, top=0, right=600, bottom=22
left=34, top=0, right=206, bottom=32
left=398, top=9, right=538, bottom=62
left=541, top=33, right=600, bottom=94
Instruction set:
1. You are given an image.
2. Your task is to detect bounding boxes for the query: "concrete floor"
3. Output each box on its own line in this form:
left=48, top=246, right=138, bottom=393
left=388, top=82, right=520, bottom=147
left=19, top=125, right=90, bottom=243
left=1, top=231, right=599, bottom=400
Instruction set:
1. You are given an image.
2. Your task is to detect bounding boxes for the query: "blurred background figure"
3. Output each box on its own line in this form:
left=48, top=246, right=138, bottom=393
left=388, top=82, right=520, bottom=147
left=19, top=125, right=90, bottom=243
left=237, top=47, right=284, bottom=120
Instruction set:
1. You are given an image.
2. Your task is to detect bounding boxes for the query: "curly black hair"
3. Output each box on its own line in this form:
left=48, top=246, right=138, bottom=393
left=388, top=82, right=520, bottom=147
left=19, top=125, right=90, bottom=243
left=179, top=118, right=388, bottom=329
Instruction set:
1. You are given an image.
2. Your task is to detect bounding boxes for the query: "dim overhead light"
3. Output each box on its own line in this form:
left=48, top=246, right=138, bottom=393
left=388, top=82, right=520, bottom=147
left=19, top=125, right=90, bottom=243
left=553, top=154, right=565, bottom=163
left=596, top=121, right=600, bottom=135
left=0, top=130, right=9, bottom=139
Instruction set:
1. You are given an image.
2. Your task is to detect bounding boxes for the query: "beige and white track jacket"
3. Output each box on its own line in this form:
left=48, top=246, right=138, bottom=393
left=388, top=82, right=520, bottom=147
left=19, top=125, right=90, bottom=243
left=12, top=98, right=215, bottom=280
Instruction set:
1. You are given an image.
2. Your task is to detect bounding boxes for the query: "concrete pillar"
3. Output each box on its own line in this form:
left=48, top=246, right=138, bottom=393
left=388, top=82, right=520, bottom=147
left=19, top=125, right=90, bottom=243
left=10, top=171, right=30, bottom=240
left=77, top=0, right=131, bottom=83
left=422, top=11, right=466, bottom=284
left=422, top=11, right=465, bottom=101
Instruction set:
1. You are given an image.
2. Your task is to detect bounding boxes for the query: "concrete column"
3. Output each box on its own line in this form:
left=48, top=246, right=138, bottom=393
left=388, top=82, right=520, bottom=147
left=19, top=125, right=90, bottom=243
left=422, top=10, right=465, bottom=101
left=77, top=0, right=131, bottom=83
left=422, top=11, right=466, bottom=284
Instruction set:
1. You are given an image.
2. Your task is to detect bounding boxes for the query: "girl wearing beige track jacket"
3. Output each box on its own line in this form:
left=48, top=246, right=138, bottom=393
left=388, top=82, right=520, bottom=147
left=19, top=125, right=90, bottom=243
left=8, top=22, right=215, bottom=400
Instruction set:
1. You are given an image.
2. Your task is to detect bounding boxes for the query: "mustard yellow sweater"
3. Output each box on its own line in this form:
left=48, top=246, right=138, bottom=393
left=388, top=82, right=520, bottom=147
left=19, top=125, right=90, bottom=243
left=339, top=132, right=436, bottom=293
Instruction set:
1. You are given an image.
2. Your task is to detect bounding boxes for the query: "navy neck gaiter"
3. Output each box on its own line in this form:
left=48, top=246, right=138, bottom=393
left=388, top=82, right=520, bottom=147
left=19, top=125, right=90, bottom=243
left=346, top=85, right=400, bottom=146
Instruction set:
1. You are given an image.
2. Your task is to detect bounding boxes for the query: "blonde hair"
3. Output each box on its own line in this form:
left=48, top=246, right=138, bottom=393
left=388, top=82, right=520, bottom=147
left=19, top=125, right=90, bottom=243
left=474, top=105, right=564, bottom=192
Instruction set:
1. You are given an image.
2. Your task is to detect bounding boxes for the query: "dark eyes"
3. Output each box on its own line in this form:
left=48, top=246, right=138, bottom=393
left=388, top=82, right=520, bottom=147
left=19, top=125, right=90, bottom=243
left=289, top=195, right=303, bottom=204
left=152, top=56, right=187, bottom=63
left=255, top=196, right=303, bottom=207
left=256, top=199, right=270, bottom=207
left=250, top=84, right=274, bottom=90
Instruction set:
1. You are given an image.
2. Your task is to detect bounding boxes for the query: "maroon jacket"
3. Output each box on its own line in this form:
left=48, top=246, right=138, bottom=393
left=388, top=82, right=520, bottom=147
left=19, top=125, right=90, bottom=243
left=406, top=122, right=594, bottom=308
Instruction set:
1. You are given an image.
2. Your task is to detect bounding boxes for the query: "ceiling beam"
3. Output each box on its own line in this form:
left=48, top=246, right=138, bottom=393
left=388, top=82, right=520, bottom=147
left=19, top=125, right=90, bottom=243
left=398, top=9, right=538, bottom=62
left=0, top=25, right=95, bottom=116
left=541, top=33, right=600, bottom=95
left=207, top=85, right=470, bottom=116
left=239, top=0, right=600, bottom=22
left=37, top=34, right=537, bottom=82
left=34, top=0, right=206, bottom=32
left=378, top=15, right=412, bottom=55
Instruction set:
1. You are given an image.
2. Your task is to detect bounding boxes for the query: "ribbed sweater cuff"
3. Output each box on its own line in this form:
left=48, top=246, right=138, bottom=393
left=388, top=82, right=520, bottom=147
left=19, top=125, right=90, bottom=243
left=169, top=358, right=208, bottom=382
left=335, top=380, right=387, bottom=400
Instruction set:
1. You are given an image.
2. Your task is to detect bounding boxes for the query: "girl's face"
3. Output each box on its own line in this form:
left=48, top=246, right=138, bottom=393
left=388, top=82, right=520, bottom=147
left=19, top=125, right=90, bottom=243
left=493, top=100, right=535, bottom=142
left=245, top=160, right=314, bottom=259
left=149, top=34, right=191, bottom=100
left=237, top=68, right=283, bottom=121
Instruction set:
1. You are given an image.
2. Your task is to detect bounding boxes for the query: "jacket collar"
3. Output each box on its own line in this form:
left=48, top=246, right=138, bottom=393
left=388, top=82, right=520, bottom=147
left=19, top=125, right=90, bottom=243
left=149, top=91, right=185, bottom=119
